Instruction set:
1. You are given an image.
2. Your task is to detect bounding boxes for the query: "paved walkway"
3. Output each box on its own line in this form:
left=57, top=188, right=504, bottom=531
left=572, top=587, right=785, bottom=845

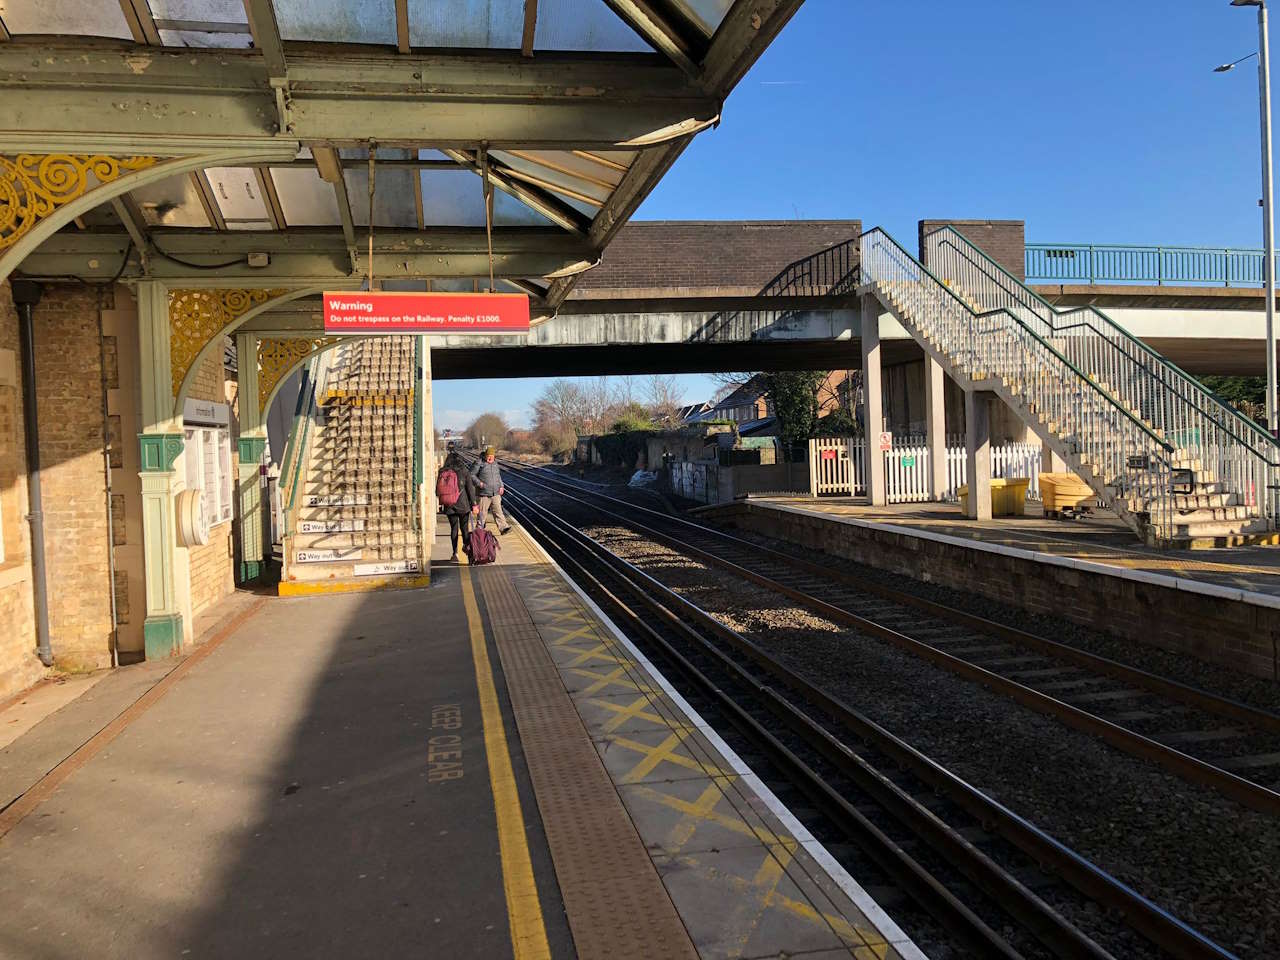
left=0, top=517, right=917, bottom=960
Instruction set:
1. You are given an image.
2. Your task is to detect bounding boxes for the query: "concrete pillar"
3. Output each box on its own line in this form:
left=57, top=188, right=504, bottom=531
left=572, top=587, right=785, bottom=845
left=1042, top=440, right=1066, bottom=473
left=136, top=280, right=189, bottom=658
left=965, top=390, right=994, bottom=521
left=860, top=293, right=886, bottom=506
left=925, top=354, right=948, bottom=499
left=235, top=332, right=266, bottom=583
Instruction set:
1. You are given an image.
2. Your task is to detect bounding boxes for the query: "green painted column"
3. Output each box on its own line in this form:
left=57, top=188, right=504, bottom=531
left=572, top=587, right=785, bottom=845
left=137, top=280, right=188, bottom=659
left=236, top=332, right=266, bottom=583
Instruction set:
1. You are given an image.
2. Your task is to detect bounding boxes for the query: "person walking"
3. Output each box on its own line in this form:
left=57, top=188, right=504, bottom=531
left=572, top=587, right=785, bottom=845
left=437, top=447, right=479, bottom=562
left=471, top=446, right=512, bottom=535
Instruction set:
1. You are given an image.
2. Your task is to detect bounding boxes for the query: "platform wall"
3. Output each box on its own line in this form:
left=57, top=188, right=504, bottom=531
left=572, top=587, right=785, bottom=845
left=712, top=502, right=1279, bottom=680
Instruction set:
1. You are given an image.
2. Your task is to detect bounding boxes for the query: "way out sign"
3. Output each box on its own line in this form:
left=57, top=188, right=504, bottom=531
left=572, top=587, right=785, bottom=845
left=323, top=291, right=530, bottom=334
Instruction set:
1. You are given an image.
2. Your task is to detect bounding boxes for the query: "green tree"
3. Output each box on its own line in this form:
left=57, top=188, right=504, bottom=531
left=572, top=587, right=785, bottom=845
left=465, top=412, right=510, bottom=450
left=762, top=370, right=827, bottom=457
left=1197, top=375, right=1266, bottom=422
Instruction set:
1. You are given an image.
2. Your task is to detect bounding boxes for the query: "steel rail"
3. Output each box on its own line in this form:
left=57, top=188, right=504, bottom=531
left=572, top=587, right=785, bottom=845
left=503, top=482, right=1238, bottom=960
left=507, top=461, right=1280, bottom=735
left=503, top=463, right=1280, bottom=818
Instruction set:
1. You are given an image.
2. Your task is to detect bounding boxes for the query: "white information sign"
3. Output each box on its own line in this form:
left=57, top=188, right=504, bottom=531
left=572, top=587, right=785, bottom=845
left=296, top=548, right=363, bottom=563
left=877, top=431, right=893, bottom=453
left=354, top=559, right=420, bottom=577
left=305, top=494, right=370, bottom=507
left=298, top=519, right=365, bottom=533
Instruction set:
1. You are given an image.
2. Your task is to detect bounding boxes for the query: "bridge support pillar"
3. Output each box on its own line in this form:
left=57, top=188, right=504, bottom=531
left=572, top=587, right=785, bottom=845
left=236, top=332, right=267, bottom=583
left=860, top=293, right=886, bottom=506
left=925, top=355, right=948, bottom=499
left=136, top=280, right=191, bottom=658
left=1042, top=440, right=1066, bottom=474
left=965, top=390, right=995, bottom=521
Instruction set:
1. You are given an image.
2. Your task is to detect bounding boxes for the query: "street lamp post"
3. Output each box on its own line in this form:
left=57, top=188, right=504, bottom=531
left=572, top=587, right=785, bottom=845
left=1221, top=0, right=1278, bottom=435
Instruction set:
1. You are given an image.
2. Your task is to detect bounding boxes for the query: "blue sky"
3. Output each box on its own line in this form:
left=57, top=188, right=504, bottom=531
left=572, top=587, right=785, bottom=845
left=435, top=0, right=1275, bottom=431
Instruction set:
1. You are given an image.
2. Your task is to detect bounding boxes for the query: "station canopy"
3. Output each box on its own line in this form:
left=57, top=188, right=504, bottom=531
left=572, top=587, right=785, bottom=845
left=1, top=0, right=803, bottom=311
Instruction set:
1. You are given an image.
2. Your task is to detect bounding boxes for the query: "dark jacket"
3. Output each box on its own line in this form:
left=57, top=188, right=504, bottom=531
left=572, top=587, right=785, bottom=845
left=471, top=458, right=503, bottom=495
left=439, top=454, right=478, bottom=516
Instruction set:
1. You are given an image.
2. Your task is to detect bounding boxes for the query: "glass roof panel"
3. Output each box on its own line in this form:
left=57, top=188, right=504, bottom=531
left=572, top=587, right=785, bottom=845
left=502, top=150, right=624, bottom=190
left=431, top=278, right=477, bottom=293
left=380, top=280, right=428, bottom=292
left=226, top=219, right=275, bottom=231
left=270, top=168, right=340, bottom=226
left=130, top=173, right=211, bottom=227
left=492, top=191, right=555, bottom=228
left=533, top=0, right=653, bottom=53
left=273, top=0, right=396, bottom=45
left=406, top=0, right=521, bottom=49
left=149, top=0, right=250, bottom=43
left=668, top=0, right=733, bottom=36
left=204, top=167, right=272, bottom=223
left=491, top=151, right=611, bottom=205
left=418, top=170, right=485, bottom=227
left=0, top=0, right=133, bottom=38
left=344, top=169, right=418, bottom=229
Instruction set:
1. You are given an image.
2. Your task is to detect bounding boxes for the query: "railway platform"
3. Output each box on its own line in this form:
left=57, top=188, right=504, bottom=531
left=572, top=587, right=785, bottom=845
left=703, top=497, right=1280, bottom=679
left=0, top=516, right=918, bottom=960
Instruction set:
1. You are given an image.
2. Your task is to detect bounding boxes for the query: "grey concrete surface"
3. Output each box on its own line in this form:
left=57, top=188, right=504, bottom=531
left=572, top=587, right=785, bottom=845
left=0, top=579, right=572, bottom=960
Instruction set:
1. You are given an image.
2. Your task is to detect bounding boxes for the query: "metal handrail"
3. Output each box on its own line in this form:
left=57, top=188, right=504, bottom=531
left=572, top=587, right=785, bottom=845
left=862, top=228, right=1180, bottom=541
left=932, top=229, right=1278, bottom=461
left=928, top=227, right=1278, bottom=533
left=282, top=355, right=324, bottom=540
left=1026, top=241, right=1278, bottom=287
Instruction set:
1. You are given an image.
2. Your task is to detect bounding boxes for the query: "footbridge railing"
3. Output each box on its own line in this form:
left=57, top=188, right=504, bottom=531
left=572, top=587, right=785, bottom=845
left=929, top=227, right=1279, bottom=530
left=1026, top=242, right=1278, bottom=287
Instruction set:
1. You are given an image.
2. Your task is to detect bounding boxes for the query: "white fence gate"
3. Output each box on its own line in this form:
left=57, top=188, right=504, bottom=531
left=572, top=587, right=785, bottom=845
left=807, top=438, right=1044, bottom=503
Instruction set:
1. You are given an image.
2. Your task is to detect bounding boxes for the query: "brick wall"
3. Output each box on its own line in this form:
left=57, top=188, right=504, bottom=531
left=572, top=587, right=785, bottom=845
left=0, top=280, right=41, bottom=700
left=919, top=219, right=1026, bottom=281
left=714, top=502, right=1279, bottom=680
left=185, top=351, right=235, bottom=619
left=574, top=220, right=862, bottom=295
left=32, top=285, right=115, bottom=672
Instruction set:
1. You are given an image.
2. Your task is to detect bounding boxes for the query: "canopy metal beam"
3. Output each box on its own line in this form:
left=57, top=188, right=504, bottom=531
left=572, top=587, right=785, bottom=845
left=242, top=0, right=287, bottom=78
left=18, top=229, right=597, bottom=284
left=600, top=1, right=704, bottom=77
left=0, top=45, right=718, bottom=149
left=440, top=149, right=591, bottom=238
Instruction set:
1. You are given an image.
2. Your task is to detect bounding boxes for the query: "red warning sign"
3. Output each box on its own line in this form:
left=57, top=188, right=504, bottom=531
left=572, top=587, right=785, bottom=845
left=323, top=291, right=530, bottom=334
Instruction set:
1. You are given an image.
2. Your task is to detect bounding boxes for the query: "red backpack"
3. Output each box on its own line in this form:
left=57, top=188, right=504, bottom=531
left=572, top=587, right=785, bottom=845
left=436, top=468, right=460, bottom=507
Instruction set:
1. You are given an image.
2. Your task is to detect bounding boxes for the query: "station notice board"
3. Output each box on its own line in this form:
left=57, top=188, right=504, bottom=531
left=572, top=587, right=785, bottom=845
left=323, top=291, right=530, bottom=334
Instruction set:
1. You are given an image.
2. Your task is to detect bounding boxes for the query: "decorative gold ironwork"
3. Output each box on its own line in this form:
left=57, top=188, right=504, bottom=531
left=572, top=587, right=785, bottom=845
left=258, top=337, right=341, bottom=410
left=0, top=154, right=158, bottom=251
left=169, top=288, right=286, bottom=399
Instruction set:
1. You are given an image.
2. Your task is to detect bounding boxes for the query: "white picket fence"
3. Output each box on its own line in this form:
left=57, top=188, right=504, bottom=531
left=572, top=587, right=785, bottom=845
left=809, top=438, right=1044, bottom=503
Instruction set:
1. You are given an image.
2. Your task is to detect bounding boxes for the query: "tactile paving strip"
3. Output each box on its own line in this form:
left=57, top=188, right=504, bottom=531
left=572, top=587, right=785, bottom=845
left=475, top=562, right=699, bottom=960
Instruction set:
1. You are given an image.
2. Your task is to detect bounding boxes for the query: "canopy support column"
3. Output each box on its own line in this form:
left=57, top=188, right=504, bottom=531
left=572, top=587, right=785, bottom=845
left=860, top=293, right=886, bottom=506
left=137, top=280, right=189, bottom=658
left=965, top=390, right=995, bottom=521
left=236, top=331, right=267, bottom=583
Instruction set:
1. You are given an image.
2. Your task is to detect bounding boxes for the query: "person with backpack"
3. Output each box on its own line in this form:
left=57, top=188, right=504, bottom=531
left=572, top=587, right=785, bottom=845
left=471, top=446, right=512, bottom=535
left=436, top=448, right=479, bottom=562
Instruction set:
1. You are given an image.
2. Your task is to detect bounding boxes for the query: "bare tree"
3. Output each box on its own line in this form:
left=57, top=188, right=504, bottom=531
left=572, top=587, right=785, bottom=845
left=581, top=376, right=614, bottom=432
left=465, top=412, right=510, bottom=449
left=532, top=378, right=588, bottom=434
left=645, top=374, right=685, bottom=427
left=612, top=375, right=639, bottom=408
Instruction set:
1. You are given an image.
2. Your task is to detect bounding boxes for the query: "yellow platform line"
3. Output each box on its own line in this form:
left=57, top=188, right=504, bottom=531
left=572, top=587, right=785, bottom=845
left=459, top=566, right=552, bottom=960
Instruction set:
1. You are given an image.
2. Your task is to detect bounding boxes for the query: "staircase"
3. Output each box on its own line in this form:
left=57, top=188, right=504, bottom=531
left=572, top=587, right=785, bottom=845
left=279, top=338, right=426, bottom=592
left=861, top=228, right=1280, bottom=547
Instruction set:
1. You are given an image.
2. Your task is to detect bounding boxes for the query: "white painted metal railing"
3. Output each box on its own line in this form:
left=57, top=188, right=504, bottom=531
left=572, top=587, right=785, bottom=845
left=862, top=228, right=1180, bottom=541
left=925, top=226, right=1279, bottom=532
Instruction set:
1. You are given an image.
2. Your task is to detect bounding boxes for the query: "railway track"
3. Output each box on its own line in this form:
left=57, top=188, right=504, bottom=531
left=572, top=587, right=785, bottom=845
left=500, top=461, right=1280, bottom=817
left=499, top=476, right=1238, bottom=960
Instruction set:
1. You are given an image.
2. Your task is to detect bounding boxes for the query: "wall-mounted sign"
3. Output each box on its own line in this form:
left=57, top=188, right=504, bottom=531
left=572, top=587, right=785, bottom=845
left=878, top=431, right=893, bottom=453
left=183, top=398, right=231, bottom=427
left=901, top=455, right=916, bottom=467
left=323, top=292, right=530, bottom=334
left=821, top=449, right=838, bottom=460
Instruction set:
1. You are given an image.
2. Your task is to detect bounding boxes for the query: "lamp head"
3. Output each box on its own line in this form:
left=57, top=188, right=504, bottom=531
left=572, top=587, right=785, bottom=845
left=1215, top=63, right=1237, bottom=71
left=1231, top=0, right=1264, bottom=7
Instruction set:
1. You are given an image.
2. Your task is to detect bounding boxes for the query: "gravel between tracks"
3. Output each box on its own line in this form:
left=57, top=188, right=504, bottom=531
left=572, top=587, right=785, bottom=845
left=582, top=522, right=1280, bottom=960
left=708, top=519, right=1280, bottom=716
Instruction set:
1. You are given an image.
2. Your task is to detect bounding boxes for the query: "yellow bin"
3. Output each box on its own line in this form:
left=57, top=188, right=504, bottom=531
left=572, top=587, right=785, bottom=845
left=1040, top=472, right=1094, bottom=514
left=957, top=478, right=1028, bottom=517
